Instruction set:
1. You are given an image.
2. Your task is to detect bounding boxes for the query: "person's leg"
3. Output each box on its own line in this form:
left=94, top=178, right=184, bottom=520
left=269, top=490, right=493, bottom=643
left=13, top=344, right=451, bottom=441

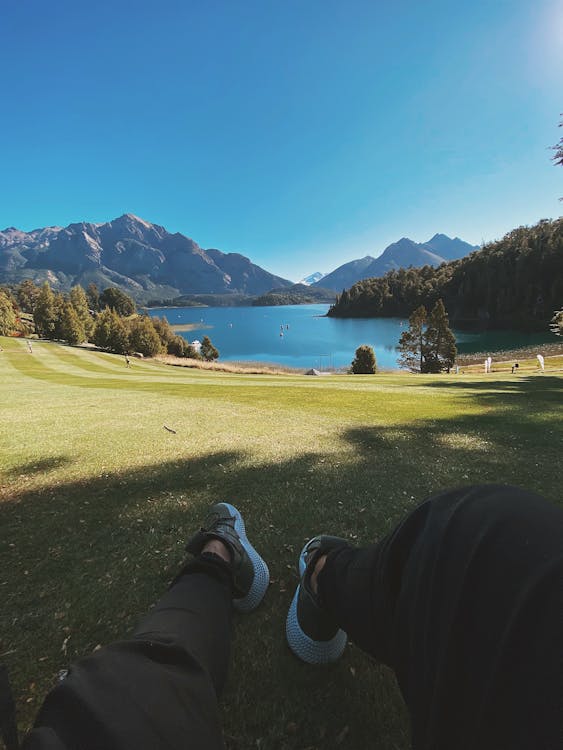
left=24, top=503, right=269, bottom=750
left=309, top=485, right=563, bottom=749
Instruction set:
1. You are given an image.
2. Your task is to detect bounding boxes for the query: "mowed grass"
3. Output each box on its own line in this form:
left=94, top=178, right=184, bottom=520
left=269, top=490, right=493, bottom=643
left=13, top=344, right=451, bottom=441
left=1, top=337, right=562, bottom=750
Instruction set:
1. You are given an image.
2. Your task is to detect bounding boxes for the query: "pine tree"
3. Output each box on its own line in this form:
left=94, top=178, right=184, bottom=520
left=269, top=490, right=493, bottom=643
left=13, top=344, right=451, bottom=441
left=424, top=299, right=457, bottom=373
left=0, top=290, right=17, bottom=335
left=34, top=282, right=57, bottom=338
left=398, top=305, right=427, bottom=372
left=70, top=285, right=94, bottom=338
left=106, top=311, right=129, bottom=354
left=200, top=335, right=219, bottom=361
left=92, top=308, right=113, bottom=350
left=86, top=283, right=100, bottom=311
left=52, top=293, right=66, bottom=340
left=60, top=301, right=86, bottom=345
left=16, top=280, right=40, bottom=313
left=351, top=345, right=377, bottom=374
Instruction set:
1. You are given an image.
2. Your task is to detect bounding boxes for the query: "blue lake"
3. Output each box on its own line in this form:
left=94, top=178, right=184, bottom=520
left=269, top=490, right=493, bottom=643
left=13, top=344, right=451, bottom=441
left=148, top=304, right=557, bottom=370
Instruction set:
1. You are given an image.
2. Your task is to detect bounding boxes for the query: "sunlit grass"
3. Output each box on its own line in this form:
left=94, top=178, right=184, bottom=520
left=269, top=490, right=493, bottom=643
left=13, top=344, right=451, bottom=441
left=1, top=336, right=561, bottom=749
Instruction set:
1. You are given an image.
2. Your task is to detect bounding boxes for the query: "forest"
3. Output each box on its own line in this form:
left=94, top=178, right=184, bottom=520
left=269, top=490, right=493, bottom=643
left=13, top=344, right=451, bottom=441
left=328, top=218, right=563, bottom=330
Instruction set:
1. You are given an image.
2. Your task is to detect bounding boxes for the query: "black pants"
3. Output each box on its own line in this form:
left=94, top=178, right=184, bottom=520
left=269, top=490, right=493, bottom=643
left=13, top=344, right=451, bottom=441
left=23, top=485, right=563, bottom=749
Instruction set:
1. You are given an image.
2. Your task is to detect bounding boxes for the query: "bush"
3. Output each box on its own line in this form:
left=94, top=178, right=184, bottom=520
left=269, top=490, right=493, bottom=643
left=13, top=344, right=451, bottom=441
left=351, top=345, right=377, bottom=374
left=167, top=335, right=189, bottom=357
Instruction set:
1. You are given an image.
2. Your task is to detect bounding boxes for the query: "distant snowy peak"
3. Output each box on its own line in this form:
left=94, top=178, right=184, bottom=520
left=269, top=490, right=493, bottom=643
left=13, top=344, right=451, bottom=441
left=299, top=271, right=325, bottom=286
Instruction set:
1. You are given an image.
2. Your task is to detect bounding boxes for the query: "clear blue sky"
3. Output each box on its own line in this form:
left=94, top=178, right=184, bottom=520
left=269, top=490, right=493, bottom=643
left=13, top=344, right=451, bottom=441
left=1, top=0, right=561, bottom=280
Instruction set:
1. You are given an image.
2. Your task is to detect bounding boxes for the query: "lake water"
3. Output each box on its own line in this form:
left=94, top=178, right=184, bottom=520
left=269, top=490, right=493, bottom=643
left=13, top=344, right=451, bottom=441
left=148, top=304, right=557, bottom=370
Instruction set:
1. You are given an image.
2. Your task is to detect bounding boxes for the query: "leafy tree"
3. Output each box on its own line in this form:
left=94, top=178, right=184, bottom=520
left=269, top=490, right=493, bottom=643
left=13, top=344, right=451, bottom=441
left=69, top=285, right=94, bottom=338
left=0, top=290, right=17, bottom=335
left=151, top=316, right=175, bottom=348
left=34, top=282, right=57, bottom=338
left=128, top=316, right=163, bottom=357
left=398, top=305, right=427, bottom=372
left=99, top=287, right=136, bottom=317
left=92, top=308, right=129, bottom=353
left=167, top=334, right=191, bottom=357
left=60, top=301, right=86, bottom=345
left=16, top=280, right=40, bottom=313
left=200, top=335, right=219, bottom=361
left=351, top=345, right=377, bottom=374
left=424, top=299, right=457, bottom=373
left=86, top=283, right=100, bottom=311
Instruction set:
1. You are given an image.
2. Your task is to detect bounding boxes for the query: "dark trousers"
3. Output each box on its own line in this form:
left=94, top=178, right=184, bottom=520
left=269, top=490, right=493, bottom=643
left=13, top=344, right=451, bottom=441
left=23, top=485, right=563, bottom=749
left=319, top=484, right=563, bottom=749
left=23, top=555, right=233, bottom=750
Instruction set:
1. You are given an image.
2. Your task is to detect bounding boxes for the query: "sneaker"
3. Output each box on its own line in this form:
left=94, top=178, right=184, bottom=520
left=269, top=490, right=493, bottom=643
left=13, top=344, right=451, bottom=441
left=286, top=535, right=348, bottom=664
left=186, top=502, right=270, bottom=612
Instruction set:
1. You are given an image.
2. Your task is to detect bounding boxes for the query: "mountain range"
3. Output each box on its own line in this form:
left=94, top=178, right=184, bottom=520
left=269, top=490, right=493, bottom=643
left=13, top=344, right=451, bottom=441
left=0, top=214, right=293, bottom=301
left=0, top=215, right=478, bottom=302
left=313, top=235, right=479, bottom=292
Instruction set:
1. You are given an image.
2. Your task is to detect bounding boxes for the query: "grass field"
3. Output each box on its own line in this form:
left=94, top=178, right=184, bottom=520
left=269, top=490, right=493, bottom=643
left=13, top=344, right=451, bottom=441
left=1, top=336, right=562, bottom=749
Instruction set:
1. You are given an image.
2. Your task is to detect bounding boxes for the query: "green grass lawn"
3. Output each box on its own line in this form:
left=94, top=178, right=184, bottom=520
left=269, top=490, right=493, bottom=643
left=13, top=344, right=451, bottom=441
left=1, top=336, right=562, bottom=749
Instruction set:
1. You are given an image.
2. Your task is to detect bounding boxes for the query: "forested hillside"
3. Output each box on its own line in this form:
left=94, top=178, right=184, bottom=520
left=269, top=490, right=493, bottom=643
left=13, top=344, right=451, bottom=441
left=328, top=219, right=562, bottom=330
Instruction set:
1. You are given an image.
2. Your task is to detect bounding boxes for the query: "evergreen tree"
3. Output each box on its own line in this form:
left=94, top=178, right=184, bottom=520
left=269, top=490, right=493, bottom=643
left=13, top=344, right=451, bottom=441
left=107, top=310, right=129, bottom=354
left=60, top=301, right=86, bottom=345
left=200, top=335, right=219, bottom=361
left=99, top=287, right=136, bottom=317
left=34, top=282, right=57, bottom=338
left=92, top=308, right=113, bottom=350
left=0, top=290, right=17, bottom=335
left=424, top=299, right=457, bottom=373
left=351, top=345, right=377, bottom=374
left=92, top=308, right=129, bottom=353
left=86, top=283, right=100, bottom=311
left=398, top=305, right=427, bottom=372
left=69, top=285, right=94, bottom=338
left=52, top=292, right=66, bottom=340
left=16, top=280, right=40, bottom=313
left=151, top=316, right=175, bottom=348
left=128, top=316, right=163, bottom=357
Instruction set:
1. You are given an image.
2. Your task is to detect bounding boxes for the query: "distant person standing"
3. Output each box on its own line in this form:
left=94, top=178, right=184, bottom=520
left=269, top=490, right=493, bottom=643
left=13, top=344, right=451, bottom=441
left=27, top=340, right=33, bottom=354
left=511, top=363, right=519, bottom=374
left=537, top=354, right=545, bottom=372
left=125, top=355, right=131, bottom=368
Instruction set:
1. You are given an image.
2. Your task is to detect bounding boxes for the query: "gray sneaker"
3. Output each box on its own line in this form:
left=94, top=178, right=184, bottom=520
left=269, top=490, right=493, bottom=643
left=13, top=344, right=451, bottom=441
left=186, top=502, right=270, bottom=612
left=286, top=535, right=348, bottom=664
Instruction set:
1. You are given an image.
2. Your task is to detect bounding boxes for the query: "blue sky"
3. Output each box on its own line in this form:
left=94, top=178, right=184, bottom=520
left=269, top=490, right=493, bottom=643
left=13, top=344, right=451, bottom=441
left=1, top=0, right=561, bottom=281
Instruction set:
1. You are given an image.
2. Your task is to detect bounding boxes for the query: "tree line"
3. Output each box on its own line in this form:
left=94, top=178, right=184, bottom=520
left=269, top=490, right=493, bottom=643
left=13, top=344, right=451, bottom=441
left=328, top=218, right=563, bottom=331
left=0, top=280, right=219, bottom=361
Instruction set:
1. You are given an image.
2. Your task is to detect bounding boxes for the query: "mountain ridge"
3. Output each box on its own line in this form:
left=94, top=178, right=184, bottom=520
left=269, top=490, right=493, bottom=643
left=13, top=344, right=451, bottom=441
left=314, top=235, right=478, bottom=291
left=0, top=214, right=293, bottom=302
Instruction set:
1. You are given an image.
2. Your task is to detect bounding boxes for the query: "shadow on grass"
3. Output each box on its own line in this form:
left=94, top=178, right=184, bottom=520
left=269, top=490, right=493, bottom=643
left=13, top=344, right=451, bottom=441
left=1, top=384, right=562, bottom=749
left=4, top=455, right=74, bottom=478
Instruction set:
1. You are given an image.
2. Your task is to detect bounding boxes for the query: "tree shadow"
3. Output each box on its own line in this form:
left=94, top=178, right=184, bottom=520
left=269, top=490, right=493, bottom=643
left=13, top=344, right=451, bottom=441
left=4, top=456, right=74, bottom=478
left=1, top=382, right=561, bottom=749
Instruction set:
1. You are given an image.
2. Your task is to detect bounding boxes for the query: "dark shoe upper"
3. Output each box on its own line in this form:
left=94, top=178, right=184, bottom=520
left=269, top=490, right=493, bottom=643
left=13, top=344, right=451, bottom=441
left=297, top=535, right=349, bottom=641
left=186, top=503, right=254, bottom=598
